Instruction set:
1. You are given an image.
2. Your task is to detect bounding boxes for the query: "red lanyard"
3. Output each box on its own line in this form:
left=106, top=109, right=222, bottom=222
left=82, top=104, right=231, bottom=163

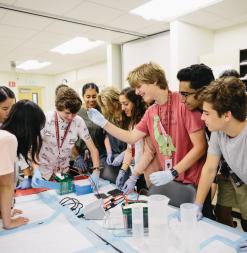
left=157, top=91, right=171, bottom=136
left=54, top=112, right=71, bottom=154
left=156, top=91, right=174, bottom=159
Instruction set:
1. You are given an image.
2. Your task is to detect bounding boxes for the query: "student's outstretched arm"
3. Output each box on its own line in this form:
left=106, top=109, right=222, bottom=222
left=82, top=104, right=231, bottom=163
left=88, top=108, right=146, bottom=144
left=195, top=154, right=220, bottom=205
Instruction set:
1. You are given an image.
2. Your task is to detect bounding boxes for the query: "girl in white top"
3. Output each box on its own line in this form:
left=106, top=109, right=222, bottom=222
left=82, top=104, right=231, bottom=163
left=0, top=100, right=45, bottom=229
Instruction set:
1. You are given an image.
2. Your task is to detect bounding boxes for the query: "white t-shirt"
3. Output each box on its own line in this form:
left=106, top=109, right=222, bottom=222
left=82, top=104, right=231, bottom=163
left=0, top=130, right=17, bottom=176
left=39, top=111, right=91, bottom=180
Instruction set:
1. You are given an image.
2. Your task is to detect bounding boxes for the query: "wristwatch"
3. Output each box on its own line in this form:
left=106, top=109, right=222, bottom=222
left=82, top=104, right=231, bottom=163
left=170, top=168, right=179, bottom=178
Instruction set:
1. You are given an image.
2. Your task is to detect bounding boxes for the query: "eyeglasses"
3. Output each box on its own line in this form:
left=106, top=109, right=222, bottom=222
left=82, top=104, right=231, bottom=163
left=179, top=91, right=196, bottom=98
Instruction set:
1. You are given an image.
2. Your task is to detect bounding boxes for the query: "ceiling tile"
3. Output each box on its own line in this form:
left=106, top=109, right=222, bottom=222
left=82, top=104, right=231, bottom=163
left=205, top=0, right=247, bottom=19
left=14, top=0, right=85, bottom=15
left=107, top=13, right=157, bottom=31
left=5, top=49, right=41, bottom=63
left=85, top=27, right=125, bottom=42
left=88, top=0, right=149, bottom=11
left=111, top=34, right=140, bottom=44
left=0, top=0, right=16, bottom=4
left=230, top=13, right=247, bottom=25
left=45, top=21, right=90, bottom=37
left=0, top=24, right=37, bottom=39
left=211, top=18, right=236, bottom=30
left=24, top=31, right=70, bottom=50
left=180, top=10, right=226, bottom=30
left=1, top=11, right=52, bottom=30
left=65, top=1, right=123, bottom=24
left=138, top=22, right=170, bottom=35
left=0, top=9, right=7, bottom=20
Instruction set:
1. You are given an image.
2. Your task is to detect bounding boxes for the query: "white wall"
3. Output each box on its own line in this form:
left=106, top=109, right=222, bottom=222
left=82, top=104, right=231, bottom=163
left=122, top=23, right=214, bottom=91
left=0, top=71, right=55, bottom=111
left=200, top=22, right=247, bottom=77
left=54, top=62, right=107, bottom=96
left=170, top=21, right=214, bottom=89
left=122, top=32, right=171, bottom=88
left=0, top=63, right=108, bottom=112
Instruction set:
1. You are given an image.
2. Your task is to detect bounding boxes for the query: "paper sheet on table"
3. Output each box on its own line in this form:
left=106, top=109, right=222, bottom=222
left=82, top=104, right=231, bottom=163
left=0, top=196, right=55, bottom=232
left=0, top=213, right=94, bottom=253
left=198, top=220, right=241, bottom=241
left=201, top=240, right=237, bottom=253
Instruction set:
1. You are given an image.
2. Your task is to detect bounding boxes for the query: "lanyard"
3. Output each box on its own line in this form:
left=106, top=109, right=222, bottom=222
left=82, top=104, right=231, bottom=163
left=155, top=91, right=176, bottom=158
left=157, top=91, right=171, bottom=136
left=54, top=112, right=71, bottom=154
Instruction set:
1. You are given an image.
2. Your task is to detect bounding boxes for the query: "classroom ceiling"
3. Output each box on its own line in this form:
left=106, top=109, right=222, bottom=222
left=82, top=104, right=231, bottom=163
left=0, top=0, right=247, bottom=75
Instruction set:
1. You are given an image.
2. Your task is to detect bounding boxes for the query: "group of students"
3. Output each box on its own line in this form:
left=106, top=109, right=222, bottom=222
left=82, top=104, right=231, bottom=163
left=0, top=61, right=247, bottom=251
left=87, top=62, right=247, bottom=251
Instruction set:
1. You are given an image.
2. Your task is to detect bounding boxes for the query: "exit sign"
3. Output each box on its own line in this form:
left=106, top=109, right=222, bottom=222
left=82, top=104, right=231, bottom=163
left=8, top=81, right=16, bottom=87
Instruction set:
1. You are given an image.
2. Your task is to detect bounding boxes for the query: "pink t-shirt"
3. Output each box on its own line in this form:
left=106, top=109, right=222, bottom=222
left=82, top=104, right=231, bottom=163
left=136, top=92, right=205, bottom=185
left=0, top=130, right=17, bottom=176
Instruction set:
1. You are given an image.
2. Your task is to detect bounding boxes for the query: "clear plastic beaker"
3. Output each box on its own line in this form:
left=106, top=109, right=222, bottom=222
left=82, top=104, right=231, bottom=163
left=132, top=205, right=144, bottom=237
left=148, top=194, right=169, bottom=238
left=180, top=203, right=197, bottom=227
left=180, top=203, right=199, bottom=253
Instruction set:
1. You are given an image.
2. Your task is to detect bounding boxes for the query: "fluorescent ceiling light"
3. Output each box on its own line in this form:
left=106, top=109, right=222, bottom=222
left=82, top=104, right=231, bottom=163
left=130, top=0, right=223, bottom=22
left=16, top=60, right=51, bottom=70
left=50, top=37, right=104, bottom=55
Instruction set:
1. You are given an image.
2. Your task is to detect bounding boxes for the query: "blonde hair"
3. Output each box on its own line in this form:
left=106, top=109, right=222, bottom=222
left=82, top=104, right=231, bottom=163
left=97, top=86, right=122, bottom=124
left=127, top=62, right=168, bottom=90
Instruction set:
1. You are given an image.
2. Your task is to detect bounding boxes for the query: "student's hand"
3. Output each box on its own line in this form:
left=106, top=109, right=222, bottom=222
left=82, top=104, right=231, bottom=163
left=116, top=169, right=127, bottom=189
left=16, top=178, right=32, bottom=190
left=106, top=153, right=113, bottom=165
left=122, top=175, right=139, bottom=194
left=239, top=240, right=247, bottom=252
left=149, top=170, right=174, bottom=186
left=90, top=171, right=100, bottom=190
left=111, top=152, right=125, bottom=167
left=3, top=217, right=29, bottom=230
left=11, top=209, right=22, bottom=217
left=194, top=203, right=203, bottom=221
left=87, top=108, right=108, bottom=128
left=31, top=169, right=43, bottom=188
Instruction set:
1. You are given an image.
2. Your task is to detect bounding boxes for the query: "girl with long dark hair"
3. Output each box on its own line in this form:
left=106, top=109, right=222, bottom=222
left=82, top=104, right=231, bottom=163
left=0, top=100, right=45, bottom=229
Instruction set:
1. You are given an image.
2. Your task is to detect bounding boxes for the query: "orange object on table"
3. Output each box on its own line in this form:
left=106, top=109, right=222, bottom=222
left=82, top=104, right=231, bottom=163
left=15, top=188, right=48, bottom=197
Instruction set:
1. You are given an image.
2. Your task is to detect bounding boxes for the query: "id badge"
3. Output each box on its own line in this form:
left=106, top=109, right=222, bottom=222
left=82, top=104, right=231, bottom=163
left=164, top=158, right=173, bottom=170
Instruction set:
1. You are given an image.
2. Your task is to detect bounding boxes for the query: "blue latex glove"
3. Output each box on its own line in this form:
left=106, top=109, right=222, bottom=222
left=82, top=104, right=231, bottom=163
left=122, top=175, right=139, bottom=194
left=87, top=108, right=108, bottom=128
left=239, top=240, right=247, bottom=252
left=111, top=152, right=125, bottom=167
left=90, top=172, right=99, bottom=191
left=31, top=169, right=43, bottom=188
left=16, top=178, right=32, bottom=189
left=149, top=170, right=175, bottom=186
left=194, top=203, right=203, bottom=221
left=116, top=169, right=127, bottom=189
left=106, top=153, right=113, bottom=165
